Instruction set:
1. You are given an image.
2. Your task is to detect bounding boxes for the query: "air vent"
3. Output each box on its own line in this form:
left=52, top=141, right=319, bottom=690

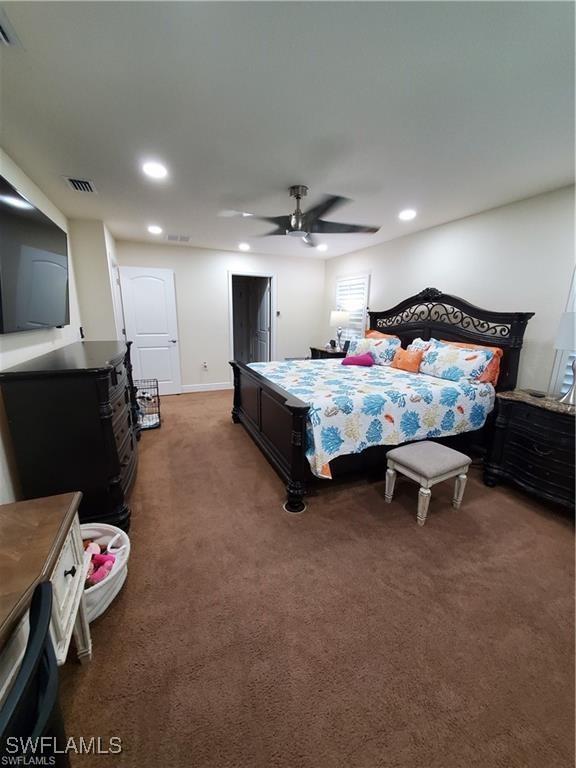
left=65, top=177, right=97, bottom=193
left=0, top=23, right=10, bottom=45
left=0, top=9, right=22, bottom=47
left=167, top=234, right=190, bottom=243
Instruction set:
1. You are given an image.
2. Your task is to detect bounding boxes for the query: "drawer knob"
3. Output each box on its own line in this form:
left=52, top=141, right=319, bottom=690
left=64, top=565, right=77, bottom=578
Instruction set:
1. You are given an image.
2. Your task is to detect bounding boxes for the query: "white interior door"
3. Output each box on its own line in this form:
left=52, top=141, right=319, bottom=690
left=253, top=279, right=271, bottom=362
left=119, top=266, right=182, bottom=395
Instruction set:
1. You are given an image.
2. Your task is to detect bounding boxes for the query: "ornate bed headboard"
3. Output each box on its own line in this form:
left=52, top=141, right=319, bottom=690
left=368, top=288, right=534, bottom=391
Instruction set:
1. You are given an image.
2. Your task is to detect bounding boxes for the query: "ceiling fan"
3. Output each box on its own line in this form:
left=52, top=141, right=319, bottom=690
left=255, top=185, right=380, bottom=248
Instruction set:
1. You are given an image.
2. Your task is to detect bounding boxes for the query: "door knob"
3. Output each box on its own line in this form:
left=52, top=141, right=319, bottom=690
left=170, top=339, right=177, bottom=343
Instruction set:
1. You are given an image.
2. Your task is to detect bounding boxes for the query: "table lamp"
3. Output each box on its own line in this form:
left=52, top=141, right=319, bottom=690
left=330, top=310, right=350, bottom=352
left=555, top=311, right=575, bottom=405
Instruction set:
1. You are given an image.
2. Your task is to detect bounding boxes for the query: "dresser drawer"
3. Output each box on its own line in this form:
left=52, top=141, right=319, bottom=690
left=50, top=514, right=89, bottom=663
left=502, top=449, right=574, bottom=494
left=111, top=382, right=129, bottom=412
left=51, top=519, right=84, bottom=619
left=120, top=447, right=138, bottom=495
left=108, top=362, right=128, bottom=403
left=508, top=402, right=574, bottom=436
left=113, top=408, right=132, bottom=448
left=507, top=427, right=574, bottom=468
left=117, top=429, right=136, bottom=469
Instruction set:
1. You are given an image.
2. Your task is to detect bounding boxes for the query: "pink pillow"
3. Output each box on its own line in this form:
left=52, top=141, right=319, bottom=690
left=341, top=353, right=374, bottom=367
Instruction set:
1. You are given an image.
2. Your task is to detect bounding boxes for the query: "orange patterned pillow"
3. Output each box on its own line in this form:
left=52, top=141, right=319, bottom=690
left=365, top=330, right=399, bottom=340
left=391, top=347, right=424, bottom=373
left=438, top=340, right=503, bottom=385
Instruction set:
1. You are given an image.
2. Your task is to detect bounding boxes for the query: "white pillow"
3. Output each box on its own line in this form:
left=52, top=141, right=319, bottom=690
left=347, top=337, right=400, bottom=365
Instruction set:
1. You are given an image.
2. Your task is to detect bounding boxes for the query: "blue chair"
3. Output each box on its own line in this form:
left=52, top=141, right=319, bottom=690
left=0, top=582, right=69, bottom=766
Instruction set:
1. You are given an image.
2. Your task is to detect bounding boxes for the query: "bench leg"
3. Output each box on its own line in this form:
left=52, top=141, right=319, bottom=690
left=417, top=488, right=431, bottom=526
left=385, top=468, right=396, bottom=503
left=453, top=473, right=467, bottom=510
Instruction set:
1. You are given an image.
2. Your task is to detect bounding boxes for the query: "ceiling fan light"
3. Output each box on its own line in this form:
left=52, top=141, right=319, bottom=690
left=141, top=160, right=168, bottom=180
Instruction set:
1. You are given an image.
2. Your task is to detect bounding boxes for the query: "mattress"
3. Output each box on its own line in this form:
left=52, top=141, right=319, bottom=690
left=249, top=359, right=495, bottom=479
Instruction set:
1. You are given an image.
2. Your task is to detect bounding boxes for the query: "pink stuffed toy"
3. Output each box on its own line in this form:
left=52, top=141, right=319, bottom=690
left=93, top=553, right=115, bottom=568
left=84, top=541, right=100, bottom=557
left=86, top=552, right=116, bottom=587
left=89, top=560, right=113, bottom=585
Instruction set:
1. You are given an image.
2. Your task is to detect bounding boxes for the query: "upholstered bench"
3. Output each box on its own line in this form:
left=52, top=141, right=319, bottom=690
left=385, top=441, right=471, bottom=526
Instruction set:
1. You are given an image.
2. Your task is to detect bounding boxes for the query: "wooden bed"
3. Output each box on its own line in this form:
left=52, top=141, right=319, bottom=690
left=230, top=288, right=534, bottom=512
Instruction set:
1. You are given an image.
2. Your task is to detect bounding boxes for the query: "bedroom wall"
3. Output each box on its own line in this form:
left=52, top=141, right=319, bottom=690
left=324, top=186, right=575, bottom=392
left=116, top=242, right=326, bottom=389
left=0, top=148, right=82, bottom=503
left=68, top=220, right=119, bottom=340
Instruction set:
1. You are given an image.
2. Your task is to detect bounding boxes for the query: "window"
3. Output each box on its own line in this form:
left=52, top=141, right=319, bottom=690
left=335, top=274, right=370, bottom=341
left=549, top=269, right=575, bottom=395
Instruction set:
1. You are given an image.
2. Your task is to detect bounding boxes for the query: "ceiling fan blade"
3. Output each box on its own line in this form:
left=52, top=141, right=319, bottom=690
left=304, top=194, right=348, bottom=223
left=309, top=220, right=380, bottom=234
left=256, top=215, right=291, bottom=229
left=261, top=228, right=288, bottom=236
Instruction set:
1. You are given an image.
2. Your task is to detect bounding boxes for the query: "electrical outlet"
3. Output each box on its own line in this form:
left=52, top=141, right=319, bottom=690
left=202, top=361, right=208, bottom=370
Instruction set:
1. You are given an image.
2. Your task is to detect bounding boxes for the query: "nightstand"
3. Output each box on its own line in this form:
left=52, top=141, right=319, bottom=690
left=310, top=347, right=346, bottom=359
left=0, top=492, right=92, bottom=703
left=484, top=390, right=575, bottom=511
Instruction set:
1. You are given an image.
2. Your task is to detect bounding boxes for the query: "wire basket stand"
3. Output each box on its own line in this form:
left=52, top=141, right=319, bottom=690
left=134, top=379, right=161, bottom=430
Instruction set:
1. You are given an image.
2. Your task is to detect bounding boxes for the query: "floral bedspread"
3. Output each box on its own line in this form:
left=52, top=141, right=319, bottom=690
left=248, top=359, right=495, bottom=479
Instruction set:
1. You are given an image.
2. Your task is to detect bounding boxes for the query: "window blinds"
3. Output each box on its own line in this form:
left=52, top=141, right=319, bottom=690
left=335, top=275, right=370, bottom=341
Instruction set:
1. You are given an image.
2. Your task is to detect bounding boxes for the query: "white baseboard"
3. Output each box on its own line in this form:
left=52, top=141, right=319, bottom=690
left=181, top=382, right=233, bottom=393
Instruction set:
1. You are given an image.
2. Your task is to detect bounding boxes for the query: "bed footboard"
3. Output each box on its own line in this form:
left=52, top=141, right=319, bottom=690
left=230, top=361, right=310, bottom=512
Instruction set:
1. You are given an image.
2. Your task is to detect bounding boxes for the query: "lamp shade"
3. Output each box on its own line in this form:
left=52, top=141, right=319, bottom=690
left=330, top=310, right=350, bottom=327
left=555, top=312, right=576, bottom=351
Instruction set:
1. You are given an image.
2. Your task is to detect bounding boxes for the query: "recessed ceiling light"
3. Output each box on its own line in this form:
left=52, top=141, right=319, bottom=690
left=141, top=161, right=168, bottom=180
left=238, top=242, right=251, bottom=252
left=147, top=224, right=163, bottom=235
left=398, top=208, right=417, bottom=221
left=316, top=243, right=328, bottom=252
left=0, top=194, right=34, bottom=210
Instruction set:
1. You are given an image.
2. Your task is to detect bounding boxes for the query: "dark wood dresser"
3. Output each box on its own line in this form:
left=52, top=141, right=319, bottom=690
left=0, top=342, right=138, bottom=530
left=310, top=346, right=346, bottom=359
left=484, top=390, right=575, bottom=512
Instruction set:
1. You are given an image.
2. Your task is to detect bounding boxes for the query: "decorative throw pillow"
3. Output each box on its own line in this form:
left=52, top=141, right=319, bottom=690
left=391, top=347, right=424, bottom=373
left=438, top=340, right=503, bottom=386
left=347, top=337, right=400, bottom=366
left=420, top=343, right=494, bottom=382
left=341, top=353, right=374, bottom=367
left=406, top=337, right=433, bottom=352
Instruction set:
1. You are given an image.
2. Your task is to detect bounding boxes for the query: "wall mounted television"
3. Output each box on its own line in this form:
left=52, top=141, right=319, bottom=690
left=0, top=175, right=69, bottom=334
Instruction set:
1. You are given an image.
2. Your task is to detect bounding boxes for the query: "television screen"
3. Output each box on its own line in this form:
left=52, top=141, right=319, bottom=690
left=0, top=175, right=69, bottom=334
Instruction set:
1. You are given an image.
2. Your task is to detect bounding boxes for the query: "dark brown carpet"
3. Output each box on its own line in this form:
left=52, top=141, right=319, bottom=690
left=60, top=391, right=574, bottom=768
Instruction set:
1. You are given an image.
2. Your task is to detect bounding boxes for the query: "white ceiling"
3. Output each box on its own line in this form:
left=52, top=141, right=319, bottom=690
left=0, top=2, right=573, bottom=258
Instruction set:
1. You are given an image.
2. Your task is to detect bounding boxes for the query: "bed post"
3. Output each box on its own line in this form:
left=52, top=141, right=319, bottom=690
left=284, top=404, right=308, bottom=513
